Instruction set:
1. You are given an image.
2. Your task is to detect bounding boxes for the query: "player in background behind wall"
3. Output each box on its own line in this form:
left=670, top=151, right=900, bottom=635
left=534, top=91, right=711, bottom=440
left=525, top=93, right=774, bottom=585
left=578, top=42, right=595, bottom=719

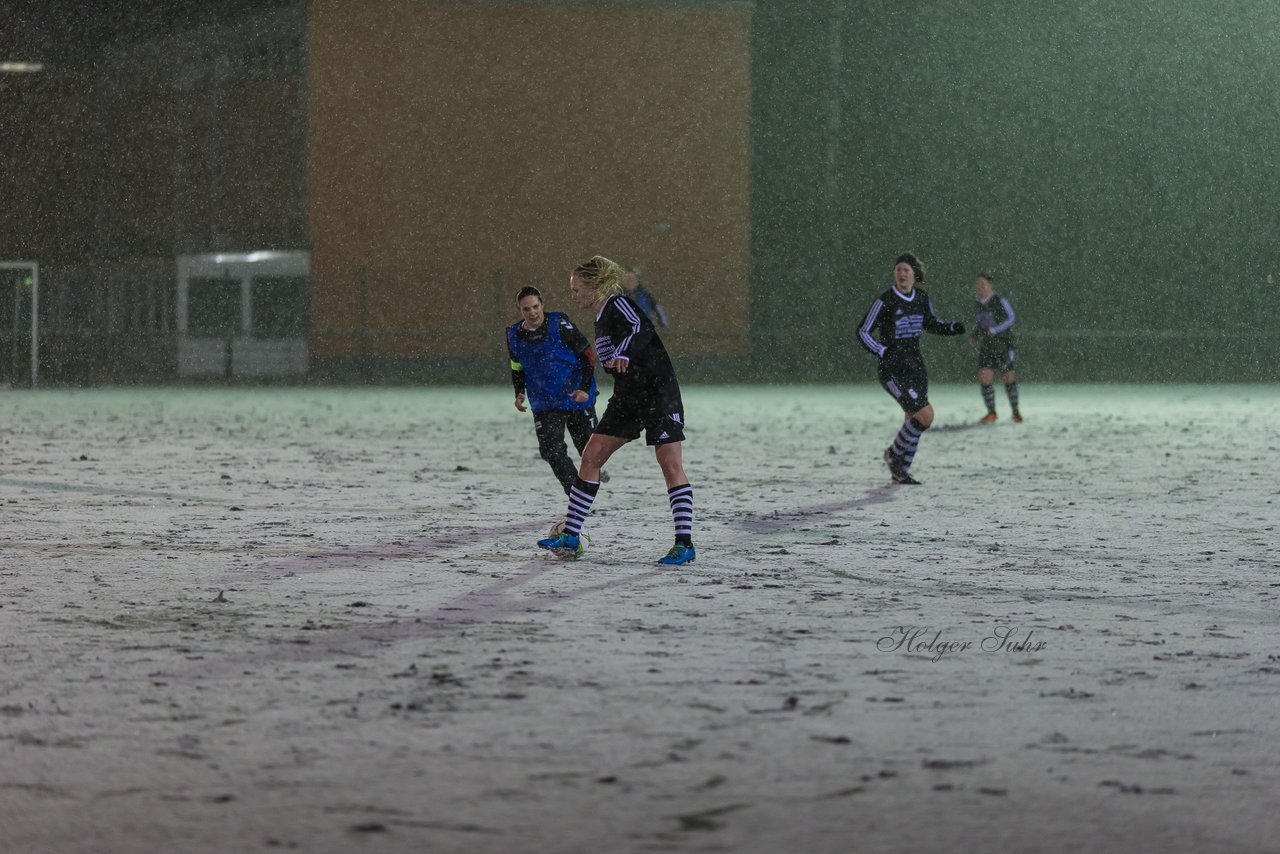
left=622, top=267, right=669, bottom=328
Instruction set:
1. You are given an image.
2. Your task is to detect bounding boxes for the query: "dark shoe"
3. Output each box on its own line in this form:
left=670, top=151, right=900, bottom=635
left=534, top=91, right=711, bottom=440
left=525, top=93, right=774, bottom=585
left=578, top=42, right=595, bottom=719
left=884, top=446, right=918, bottom=484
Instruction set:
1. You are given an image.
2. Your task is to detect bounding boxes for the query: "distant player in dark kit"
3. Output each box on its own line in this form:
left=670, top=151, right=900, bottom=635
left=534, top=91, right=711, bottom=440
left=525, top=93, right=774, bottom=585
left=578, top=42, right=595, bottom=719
left=537, top=255, right=696, bottom=566
left=971, top=273, right=1023, bottom=424
left=507, top=286, right=606, bottom=495
left=622, top=267, right=669, bottom=328
left=858, top=253, right=966, bottom=484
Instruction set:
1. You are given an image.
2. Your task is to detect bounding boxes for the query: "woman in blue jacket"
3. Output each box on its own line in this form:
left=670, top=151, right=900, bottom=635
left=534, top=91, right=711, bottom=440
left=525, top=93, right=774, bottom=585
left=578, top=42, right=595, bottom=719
left=507, top=286, right=602, bottom=495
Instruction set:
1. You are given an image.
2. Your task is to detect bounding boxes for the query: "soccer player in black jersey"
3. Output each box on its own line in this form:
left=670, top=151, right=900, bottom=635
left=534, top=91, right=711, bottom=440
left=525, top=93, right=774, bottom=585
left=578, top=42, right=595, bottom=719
left=857, top=253, right=966, bottom=484
left=537, top=255, right=695, bottom=566
left=970, top=273, right=1023, bottom=424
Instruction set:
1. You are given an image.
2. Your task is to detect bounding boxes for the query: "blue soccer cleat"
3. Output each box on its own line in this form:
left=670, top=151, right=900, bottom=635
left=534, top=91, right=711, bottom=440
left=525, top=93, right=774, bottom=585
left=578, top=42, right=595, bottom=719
left=657, top=543, right=696, bottom=566
left=537, top=530, right=585, bottom=559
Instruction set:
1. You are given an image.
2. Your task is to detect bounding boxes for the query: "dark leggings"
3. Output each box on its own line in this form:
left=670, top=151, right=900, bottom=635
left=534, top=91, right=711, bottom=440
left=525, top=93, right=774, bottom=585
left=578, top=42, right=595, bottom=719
left=535, top=408, right=597, bottom=494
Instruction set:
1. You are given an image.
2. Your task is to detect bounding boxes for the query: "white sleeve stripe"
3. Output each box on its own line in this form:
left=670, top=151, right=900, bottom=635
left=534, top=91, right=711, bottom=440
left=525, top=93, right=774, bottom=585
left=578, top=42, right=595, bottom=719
left=616, top=297, right=644, bottom=328
left=613, top=297, right=644, bottom=357
left=859, top=299, right=886, bottom=356
left=991, top=297, right=1016, bottom=334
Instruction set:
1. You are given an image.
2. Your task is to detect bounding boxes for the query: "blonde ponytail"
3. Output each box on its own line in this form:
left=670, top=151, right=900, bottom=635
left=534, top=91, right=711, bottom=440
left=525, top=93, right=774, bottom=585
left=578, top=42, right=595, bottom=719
left=572, top=255, right=626, bottom=304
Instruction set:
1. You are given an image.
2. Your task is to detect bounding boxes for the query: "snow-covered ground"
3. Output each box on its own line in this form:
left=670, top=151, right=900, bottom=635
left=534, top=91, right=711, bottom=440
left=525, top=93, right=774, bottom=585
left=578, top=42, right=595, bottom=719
left=1, top=383, right=1277, bottom=853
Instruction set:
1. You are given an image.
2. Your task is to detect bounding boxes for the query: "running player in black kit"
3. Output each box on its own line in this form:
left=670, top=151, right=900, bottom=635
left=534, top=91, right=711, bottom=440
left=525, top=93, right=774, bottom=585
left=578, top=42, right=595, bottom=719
left=857, top=253, right=966, bottom=484
left=537, top=255, right=695, bottom=565
left=970, top=273, right=1023, bottom=424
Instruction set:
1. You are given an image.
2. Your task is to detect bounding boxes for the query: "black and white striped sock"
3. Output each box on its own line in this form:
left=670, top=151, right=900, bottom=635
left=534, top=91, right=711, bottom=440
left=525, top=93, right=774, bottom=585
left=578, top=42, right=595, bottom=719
left=1005, top=382, right=1020, bottom=412
left=892, top=417, right=928, bottom=470
left=667, top=483, right=693, bottom=546
left=563, top=477, right=600, bottom=536
left=981, top=383, right=996, bottom=413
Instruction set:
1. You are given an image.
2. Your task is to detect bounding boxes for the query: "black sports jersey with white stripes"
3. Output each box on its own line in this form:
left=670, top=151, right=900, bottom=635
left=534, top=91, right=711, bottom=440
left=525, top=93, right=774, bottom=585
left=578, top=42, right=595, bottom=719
left=974, top=293, right=1016, bottom=345
left=858, top=286, right=964, bottom=362
left=594, top=293, right=682, bottom=411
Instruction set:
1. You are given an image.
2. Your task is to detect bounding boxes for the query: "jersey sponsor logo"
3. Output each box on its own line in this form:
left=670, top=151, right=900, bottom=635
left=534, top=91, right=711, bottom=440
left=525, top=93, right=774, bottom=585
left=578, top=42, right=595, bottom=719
left=659, top=431, right=670, bottom=440
left=671, top=412, right=683, bottom=423
left=594, top=335, right=618, bottom=364
left=894, top=315, right=924, bottom=339
left=908, top=388, right=919, bottom=400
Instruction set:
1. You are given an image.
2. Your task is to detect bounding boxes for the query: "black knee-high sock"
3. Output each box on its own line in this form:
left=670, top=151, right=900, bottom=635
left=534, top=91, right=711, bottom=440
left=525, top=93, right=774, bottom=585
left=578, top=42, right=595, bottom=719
left=1005, top=382, right=1020, bottom=413
left=563, top=477, right=599, bottom=536
left=667, top=483, right=693, bottom=546
left=981, top=383, right=996, bottom=414
left=892, top=417, right=929, bottom=471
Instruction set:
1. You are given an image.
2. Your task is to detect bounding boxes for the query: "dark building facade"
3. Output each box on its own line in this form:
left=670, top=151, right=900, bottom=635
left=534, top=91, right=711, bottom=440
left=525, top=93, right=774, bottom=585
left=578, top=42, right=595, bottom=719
left=2, top=1, right=1278, bottom=384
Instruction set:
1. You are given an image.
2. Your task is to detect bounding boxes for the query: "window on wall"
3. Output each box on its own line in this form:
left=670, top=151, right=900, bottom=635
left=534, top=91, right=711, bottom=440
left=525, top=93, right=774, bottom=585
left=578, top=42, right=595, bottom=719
left=188, top=277, right=241, bottom=336
left=250, top=276, right=308, bottom=338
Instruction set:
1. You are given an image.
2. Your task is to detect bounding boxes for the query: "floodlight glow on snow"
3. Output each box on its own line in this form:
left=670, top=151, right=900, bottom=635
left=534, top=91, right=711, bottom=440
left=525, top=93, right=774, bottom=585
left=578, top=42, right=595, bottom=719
left=0, top=62, right=45, bottom=73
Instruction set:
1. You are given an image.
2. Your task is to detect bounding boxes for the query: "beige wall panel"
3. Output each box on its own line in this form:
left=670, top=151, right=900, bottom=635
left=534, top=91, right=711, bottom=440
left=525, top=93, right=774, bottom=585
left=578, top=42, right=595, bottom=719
left=309, top=0, right=750, bottom=359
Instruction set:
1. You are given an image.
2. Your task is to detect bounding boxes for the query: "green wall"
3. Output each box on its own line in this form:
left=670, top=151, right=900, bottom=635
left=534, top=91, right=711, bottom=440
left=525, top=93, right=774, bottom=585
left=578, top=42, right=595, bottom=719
left=750, top=1, right=1280, bottom=382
